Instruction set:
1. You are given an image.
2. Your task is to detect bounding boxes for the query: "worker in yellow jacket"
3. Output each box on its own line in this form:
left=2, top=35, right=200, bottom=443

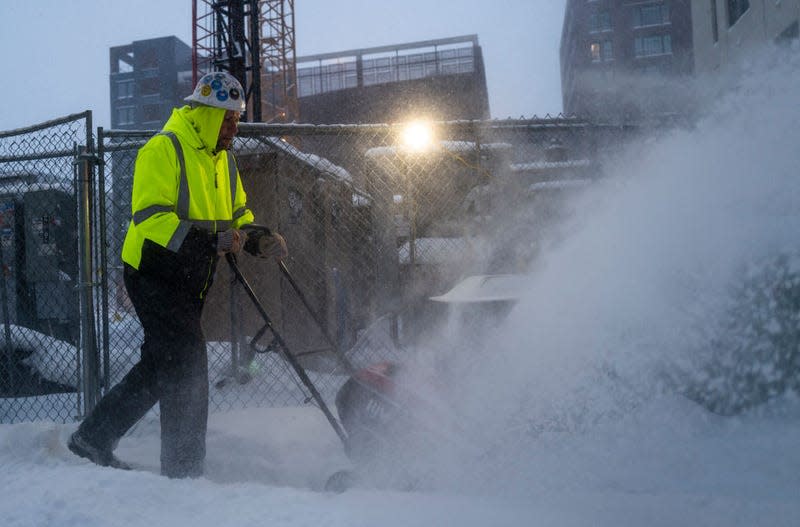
left=68, top=72, right=287, bottom=478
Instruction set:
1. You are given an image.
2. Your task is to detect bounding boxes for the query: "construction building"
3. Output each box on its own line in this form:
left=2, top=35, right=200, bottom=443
left=109, top=36, right=194, bottom=129
left=691, top=0, right=800, bottom=73
left=560, top=0, right=695, bottom=119
left=295, top=35, right=490, bottom=124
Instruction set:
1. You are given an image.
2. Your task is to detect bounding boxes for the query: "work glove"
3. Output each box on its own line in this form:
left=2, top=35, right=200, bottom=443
left=243, top=228, right=288, bottom=261
left=216, top=229, right=248, bottom=254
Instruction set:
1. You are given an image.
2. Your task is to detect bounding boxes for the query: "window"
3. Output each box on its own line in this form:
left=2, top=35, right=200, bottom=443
left=711, top=0, right=719, bottom=43
left=633, top=3, right=670, bottom=27
left=298, top=69, right=315, bottom=96
left=589, top=11, right=612, bottom=32
left=435, top=47, right=474, bottom=75
left=602, top=40, right=614, bottom=61
left=590, top=41, right=613, bottom=62
left=142, top=104, right=162, bottom=123
left=116, top=79, right=134, bottom=99
left=363, top=56, right=394, bottom=85
left=138, top=77, right=161, bottom=96
left=590, top=42, right=602, bottom=61
left=634, top=34, right=672, bottom=57
left=137, top=47, right=158, bottom=69
left=727, top=0, right=750, bottom=27
left=298, top=61, right=358, bottom=96
left=115, top=106, right=135, bottom=126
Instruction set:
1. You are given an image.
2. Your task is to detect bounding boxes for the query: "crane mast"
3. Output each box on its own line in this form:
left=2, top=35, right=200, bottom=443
left=192, top=0, right=298, bottom=123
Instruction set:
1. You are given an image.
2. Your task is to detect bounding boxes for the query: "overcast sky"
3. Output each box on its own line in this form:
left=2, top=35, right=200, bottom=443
left=1, top=0, right=566, bottom=130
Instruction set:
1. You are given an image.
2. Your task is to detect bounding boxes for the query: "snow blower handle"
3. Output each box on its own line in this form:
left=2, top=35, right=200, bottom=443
left=243, top=224, right=356, bottom=374
left=243, top=223, right=272, bottom=236
left=224, top=252, right=349, bottom=446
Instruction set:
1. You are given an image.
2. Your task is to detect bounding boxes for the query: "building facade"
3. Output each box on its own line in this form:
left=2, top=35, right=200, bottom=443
left=295, top=35, right=490, bottom=124
left=691, top=0, right=800, bottom=73
left=560, top=0, right=695, bottom=119
left=109, top=36, right=193, bottom=129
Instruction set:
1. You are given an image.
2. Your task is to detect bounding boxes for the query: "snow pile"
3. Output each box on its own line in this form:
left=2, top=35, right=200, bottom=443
left=1, top=324, right=78, bottom=389
left=682, top=250, right=800, bottom=414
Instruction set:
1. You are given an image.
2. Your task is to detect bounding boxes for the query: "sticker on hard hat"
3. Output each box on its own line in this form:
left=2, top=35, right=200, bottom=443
left=216, top=90, right=229, bottom=102
left=229, top=88, right=240, bottom=100
left=211, top=79, right=222, bottom=90
left=200, top=85, right=212, bottom=97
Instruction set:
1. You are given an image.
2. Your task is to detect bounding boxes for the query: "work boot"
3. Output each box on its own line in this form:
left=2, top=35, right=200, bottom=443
left=68, top=431, right=131, bottom=470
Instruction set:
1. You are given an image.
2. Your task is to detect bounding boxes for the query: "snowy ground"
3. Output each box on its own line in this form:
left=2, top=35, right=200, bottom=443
left=1, top=395, right=799, bottom=527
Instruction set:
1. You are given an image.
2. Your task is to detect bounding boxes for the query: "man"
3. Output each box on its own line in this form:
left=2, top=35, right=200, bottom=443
left=68, top=72, right=287, bottom=478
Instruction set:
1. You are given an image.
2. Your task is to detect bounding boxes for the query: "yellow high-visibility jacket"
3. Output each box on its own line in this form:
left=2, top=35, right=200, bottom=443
left=121, top=105, right=254, bottom=298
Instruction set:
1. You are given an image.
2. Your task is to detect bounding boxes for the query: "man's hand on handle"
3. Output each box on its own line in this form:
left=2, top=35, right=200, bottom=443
left=216, top=229, right=248, bottom=255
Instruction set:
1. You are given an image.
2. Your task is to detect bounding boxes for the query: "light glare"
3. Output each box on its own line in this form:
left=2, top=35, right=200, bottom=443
left=402, top=121, right=434, bottom=152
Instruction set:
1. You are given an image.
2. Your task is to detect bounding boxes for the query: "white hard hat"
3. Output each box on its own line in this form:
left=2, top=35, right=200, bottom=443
left=185, top=72, right=246, bottom=112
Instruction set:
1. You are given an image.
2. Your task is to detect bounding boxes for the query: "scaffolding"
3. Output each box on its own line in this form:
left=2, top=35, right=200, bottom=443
left=259, top=0, right=298, bottom=123
left=192, top=0, right=297, bottom=123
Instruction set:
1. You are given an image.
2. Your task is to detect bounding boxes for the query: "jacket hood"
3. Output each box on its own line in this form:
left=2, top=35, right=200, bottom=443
left=163, top=105, right=226, bottom=156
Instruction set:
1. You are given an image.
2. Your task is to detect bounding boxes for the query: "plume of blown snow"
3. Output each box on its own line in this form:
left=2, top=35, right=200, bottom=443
left=398, top=45, right=800, bottom=494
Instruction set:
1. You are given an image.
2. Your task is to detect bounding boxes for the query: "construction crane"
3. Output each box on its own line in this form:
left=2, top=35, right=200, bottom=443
left=192, top=0, right=298, bottom=123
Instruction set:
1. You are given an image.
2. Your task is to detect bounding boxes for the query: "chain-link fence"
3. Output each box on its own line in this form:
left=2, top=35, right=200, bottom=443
left=97, top=118, right=632, bottom=416
left=1, top=113, right=638, bottom=425
left=0, top=112, right=96, bottom=423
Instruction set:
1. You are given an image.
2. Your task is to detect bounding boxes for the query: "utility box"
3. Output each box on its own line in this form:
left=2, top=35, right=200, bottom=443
left=0, top=195, right=24, bottom=325
left=22, top=188, right=78, bottom=342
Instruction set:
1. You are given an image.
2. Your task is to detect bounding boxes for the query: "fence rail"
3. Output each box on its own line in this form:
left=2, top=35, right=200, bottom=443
left=0, top=112, right=638, bottom=424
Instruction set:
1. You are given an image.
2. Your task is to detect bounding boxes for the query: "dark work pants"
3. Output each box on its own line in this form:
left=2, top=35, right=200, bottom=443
left=76, top=265, right=209, bottom=478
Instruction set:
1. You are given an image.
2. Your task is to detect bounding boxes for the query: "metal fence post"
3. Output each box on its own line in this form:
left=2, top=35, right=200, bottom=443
left=76, top=144, right=99, bottom=415
left=96, top=127, right=111, bottom=395
left=0, top=243, right=12, bottom=394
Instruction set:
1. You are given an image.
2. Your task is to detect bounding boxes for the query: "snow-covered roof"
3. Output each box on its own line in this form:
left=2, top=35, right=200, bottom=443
left=366, top=141, right=513, bottom=159
left=509, top=159, right=592, bottom=172
left=429, top=274, right=526, bottom=303
left=439, top=141, right=514, bottom=153
left=0, top=181, right=73, bottom=197
left=0, top=171, right=71, bottom=196
left=235, top=136, right=353, bottom=183
left=235, top=135, right=376, bottom=208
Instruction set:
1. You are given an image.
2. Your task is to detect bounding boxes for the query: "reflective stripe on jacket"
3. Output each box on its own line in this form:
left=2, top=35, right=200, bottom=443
left=121, top=105, right=254, bottom=297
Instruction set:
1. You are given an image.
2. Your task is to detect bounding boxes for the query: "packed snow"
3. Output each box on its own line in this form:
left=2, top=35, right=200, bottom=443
left=2, top=45, right=800, bottom=526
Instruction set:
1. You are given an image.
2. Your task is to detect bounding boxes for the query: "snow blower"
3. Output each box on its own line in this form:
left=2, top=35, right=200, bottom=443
left=227, top=227, right=464, bottom=491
